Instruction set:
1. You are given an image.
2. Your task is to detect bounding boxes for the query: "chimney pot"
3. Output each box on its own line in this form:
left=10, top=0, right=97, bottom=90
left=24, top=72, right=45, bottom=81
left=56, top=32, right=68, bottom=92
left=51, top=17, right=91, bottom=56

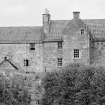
left=73, top=11, right=80, bottom=19
left=42, top=9, right=50, bottom=24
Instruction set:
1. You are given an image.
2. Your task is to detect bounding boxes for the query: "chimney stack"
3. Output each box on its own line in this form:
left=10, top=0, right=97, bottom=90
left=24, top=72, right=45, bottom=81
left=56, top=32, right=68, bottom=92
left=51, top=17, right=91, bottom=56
left=42, top=9, right=51, bottom=34
left=43, top=9, right=50, bottom=24
left=73, top=11, right=80, bottom=19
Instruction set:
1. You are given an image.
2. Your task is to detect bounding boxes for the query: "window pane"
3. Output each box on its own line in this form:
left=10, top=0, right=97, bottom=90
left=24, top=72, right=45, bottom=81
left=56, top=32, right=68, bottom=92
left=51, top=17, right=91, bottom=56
left=30, top=43, right=35, bottom=50
left=74, top=49, right=79, bottom=58
left=58, top=58, right=62, bottom=66
left=81, top=29, right=84, bottom=35
left=58, top=42, right=62, bottom=49
left=24, top=59, right=29, bottom=66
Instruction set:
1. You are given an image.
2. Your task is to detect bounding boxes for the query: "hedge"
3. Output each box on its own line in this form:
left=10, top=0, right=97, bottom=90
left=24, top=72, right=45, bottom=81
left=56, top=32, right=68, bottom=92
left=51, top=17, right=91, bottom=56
left=42, top=64, right=105, bottom=105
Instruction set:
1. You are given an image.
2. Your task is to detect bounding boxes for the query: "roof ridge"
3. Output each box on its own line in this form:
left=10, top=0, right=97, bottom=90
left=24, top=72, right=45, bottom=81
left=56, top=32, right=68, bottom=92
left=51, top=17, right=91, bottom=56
left=51, top=19, right=105, bottom=21
left=0, top=26, right=42, bottom=28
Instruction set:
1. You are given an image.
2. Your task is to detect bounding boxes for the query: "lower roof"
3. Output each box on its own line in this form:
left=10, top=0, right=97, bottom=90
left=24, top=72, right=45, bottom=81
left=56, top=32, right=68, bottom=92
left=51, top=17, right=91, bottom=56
left=0, top=26, right=43, bottom=44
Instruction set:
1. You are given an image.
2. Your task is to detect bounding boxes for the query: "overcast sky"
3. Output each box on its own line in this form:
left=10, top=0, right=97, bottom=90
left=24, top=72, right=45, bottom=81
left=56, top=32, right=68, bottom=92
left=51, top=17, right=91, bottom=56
left=0, top=0, right=105, bottom=26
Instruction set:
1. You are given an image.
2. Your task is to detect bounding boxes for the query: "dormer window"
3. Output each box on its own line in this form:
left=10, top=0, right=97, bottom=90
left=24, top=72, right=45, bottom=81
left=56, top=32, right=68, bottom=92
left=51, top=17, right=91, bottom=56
left=81, top=29, right=84, bottom=35
left=30, top=43, right=35, bottom=50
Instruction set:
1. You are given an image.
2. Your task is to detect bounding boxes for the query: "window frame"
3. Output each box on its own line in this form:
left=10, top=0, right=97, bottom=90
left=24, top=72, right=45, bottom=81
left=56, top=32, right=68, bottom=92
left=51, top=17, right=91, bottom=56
left=30, top=43, right=35, bottom=50
left=24, top=59, right=29, bottom=67
left=74, top=49, right=79, bottom=58
left=58, top=41, right=62, bottom=49
left=57, top=58, right=62, bottom=67
left=81, top=29, right=84, bottom=35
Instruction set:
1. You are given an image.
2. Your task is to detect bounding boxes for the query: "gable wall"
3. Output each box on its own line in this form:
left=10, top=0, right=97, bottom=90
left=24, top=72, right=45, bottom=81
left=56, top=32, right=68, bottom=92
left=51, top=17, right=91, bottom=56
left=63, top=29, right=90, bottom=66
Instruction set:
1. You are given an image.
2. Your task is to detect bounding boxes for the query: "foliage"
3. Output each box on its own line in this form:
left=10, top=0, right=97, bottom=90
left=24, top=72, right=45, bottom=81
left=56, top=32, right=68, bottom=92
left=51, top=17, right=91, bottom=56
left=0, top=72, right=31, bottom=105
left=42, top=64, right=105, bottom=105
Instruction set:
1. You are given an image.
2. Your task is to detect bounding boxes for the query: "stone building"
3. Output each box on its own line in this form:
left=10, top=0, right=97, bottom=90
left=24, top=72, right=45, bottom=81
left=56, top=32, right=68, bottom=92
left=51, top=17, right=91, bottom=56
left=0, top=10, right=105, bottom=72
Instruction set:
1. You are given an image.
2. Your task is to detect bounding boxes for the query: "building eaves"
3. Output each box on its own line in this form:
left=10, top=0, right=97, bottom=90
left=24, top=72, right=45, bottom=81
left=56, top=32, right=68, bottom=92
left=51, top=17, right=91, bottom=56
left=0, top=26, right=43, bottom=44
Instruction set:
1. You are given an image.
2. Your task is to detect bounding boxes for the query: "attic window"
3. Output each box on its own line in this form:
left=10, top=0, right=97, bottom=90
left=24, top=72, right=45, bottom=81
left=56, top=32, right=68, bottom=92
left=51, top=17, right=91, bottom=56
left=24, top=59, right=29, bottom=67
left=81, top=29, right=84, bottom=35
left=30, top=43, right=35, bottom=50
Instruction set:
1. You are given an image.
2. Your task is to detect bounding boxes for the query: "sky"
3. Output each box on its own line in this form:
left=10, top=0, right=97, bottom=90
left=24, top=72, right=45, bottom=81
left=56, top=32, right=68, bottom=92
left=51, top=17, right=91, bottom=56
left=0, top=0, right=105, bottom=26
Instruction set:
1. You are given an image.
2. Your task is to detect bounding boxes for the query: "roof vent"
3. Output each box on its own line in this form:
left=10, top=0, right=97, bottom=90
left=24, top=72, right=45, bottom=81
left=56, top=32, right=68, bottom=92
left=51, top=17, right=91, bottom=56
left=73, top=11, right=80, bottom=19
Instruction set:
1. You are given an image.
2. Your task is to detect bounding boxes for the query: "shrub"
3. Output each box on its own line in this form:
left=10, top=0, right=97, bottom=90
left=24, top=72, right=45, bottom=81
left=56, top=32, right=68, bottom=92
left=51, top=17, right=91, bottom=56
left=0, top=72, right=31, bottom=105
left=42, top=64, right=105, bottom=105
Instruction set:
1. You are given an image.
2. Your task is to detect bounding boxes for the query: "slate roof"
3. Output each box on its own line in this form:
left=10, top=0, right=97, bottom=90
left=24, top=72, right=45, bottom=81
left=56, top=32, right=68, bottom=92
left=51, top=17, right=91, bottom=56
left=49, top=20, right=68, bottom=36
left=49, top=19, right=105, bottom=39
left=0, top=19, right=105, bottom=43
left=84, top=19, right=105, bottom=38
left=0, top=26, right=43, bottom=43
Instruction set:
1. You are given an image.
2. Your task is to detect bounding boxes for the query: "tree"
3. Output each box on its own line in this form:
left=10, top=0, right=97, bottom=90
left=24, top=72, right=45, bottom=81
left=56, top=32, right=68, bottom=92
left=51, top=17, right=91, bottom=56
left=41, top=64, right=105, bottom=105
left=0, top=72, right=31, bottom=105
